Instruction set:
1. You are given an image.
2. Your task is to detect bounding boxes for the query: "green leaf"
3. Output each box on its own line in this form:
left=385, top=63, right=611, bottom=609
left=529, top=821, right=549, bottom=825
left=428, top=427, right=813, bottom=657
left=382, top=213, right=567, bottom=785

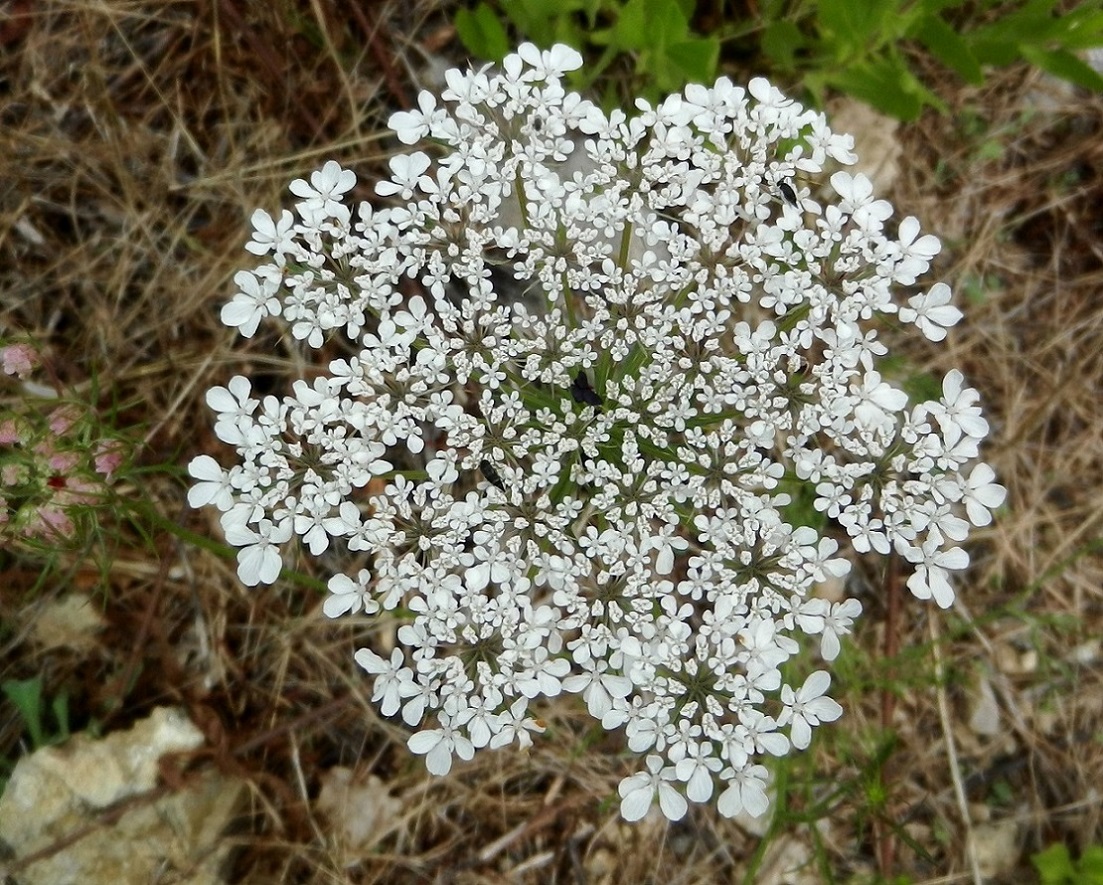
left=454, top=3, right=511, bottom=63
left=965, top=36, right=1021, bottom=67
left=3, top=677, right=45, bottom=749
left=642, top=0, right=692, bottom=46
left=672, top=0, right=696, bottom=19
left=505, top=0, right=588, bottom=45
left=916, top=0, right=970, bottom=14
left=609, top=0, right=648, bottom=51
left=969, top=0, right=1064, bottom=52
left=1021, top=44, right=1103, bottom=91
left=817, top=0, right=902, bottom=59
left=913, top=14, right=984, bottom=84
left=823, top=53, right=942, bottom=121
left=762, top=19, right=807, bottom=70
left=51, top=692, right=70, bottom=742
left=1047, top=8, right=1103, bottom=50
left=579, top=0, right=603, bottom=27
left=666, top=36, right=720, bottom=85
left=1032, top=843, right=1075, bottom=885
left=1079, top=845, right=1103, bottom=883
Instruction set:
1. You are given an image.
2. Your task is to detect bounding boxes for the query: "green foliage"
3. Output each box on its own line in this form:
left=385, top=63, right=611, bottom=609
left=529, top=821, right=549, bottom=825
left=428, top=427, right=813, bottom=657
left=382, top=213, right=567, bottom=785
left=2, top=676, right=71, bottom=752
left=453, top=0, right=1103, bottom=121
left=1032, top=843, right=1103, bottom=885
left=455, top=0, right=720, bottom=105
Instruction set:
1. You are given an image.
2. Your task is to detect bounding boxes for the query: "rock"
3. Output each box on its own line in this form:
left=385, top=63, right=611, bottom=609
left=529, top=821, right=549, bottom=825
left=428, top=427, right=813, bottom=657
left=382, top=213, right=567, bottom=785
left=315, top=766, right=403, bottom=863
left=826, top=98, right=902, bottom=196
left=967, top=670, right=1002, bottom=737
left=969, top=816, right=1022, bottom=879
left=0, top=707, right=245, bottom=885
left=27, top=592, right=105, bottom=653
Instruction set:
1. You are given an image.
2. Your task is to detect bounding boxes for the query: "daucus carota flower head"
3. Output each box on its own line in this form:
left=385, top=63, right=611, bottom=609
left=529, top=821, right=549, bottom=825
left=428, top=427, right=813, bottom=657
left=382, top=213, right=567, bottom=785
left=191, top=43, right=1004, bottom=823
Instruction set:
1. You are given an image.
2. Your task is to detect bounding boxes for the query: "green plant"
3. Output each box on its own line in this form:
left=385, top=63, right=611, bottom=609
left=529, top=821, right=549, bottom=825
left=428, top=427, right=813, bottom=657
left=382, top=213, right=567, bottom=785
left=2, top=676, right=71, bottom=752
left=1, top=340, right=130, bottom=560
left=453, top=0, right=1103, bottom=121
left=1032, top=842, right=1103, bottom=885
left=455, top=0, right=719, bottom=104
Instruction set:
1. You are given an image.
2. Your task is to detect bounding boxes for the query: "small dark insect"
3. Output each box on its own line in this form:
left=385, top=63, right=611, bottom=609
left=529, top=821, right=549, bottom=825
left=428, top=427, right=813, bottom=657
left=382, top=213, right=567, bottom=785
left=479, top=459, right=505, bottom=491
left=778, top=180, right=798, bottom=207
left=569, top=371, right=604, bottom=407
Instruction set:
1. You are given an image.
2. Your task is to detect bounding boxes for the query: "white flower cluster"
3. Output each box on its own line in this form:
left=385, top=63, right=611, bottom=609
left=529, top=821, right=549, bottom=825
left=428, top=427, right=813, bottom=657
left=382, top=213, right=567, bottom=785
left=189, top=43, right=1005, bottom=822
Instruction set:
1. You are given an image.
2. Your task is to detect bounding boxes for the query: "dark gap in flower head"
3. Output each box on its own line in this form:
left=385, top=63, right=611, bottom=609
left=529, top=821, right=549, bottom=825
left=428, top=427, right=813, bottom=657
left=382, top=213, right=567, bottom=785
left=569, top=371, right=604, bottom=407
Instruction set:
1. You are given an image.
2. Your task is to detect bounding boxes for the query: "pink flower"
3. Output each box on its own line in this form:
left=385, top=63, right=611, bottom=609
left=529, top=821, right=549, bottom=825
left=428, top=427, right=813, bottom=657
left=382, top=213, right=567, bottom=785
left=0, top=418, right=22, bottom=444
left=94, top=441, right=125, bottom=479
left=46, top=450, right=80, bottom=472
left=47, top=405, right=81, bottom=436
left=27, top=505, right=74, bottom=540
left=1, top=344, right=37, bottom=379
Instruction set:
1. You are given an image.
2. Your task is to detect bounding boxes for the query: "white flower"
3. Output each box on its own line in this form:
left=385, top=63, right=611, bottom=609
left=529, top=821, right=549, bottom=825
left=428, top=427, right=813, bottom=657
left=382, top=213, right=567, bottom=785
left=375, top=152, right=432, bottom=200
left=901, top=528, right=969, bottom=608
left=618, top=755, right=688, bottom=822
left=407, top=714, right=475, bottom=776
left=899, top=282, right=963, bottom=341
left=716, top=764, right=771, bottom=818
left=224, top=517, right=293, bottom=587
left=289, top=160, right=356, bottom=215
left=245, top=208, right=295, bottom=256
left=674, top=741, right=723, bottom=802
left=819, top=598, right=862, bottom=662
left=187, top=454, right=234, bottom=511
left=489, top=698, right=546, bottom=750
left=854, top=371, right=908, bottom=429
left=963, top=463, right=1006, bottom=527
left=829, top=171, right=892, bottom=229
left=355, top=647, right=415, bottom=717
left=387, top=91, right=442, bottom=145
left=191, top=42, right=999, bottom=824
left=930, top=369, right=990, bottom=445
left=893, top=216, right=941, bottom=283
left=778, top=671, right=843, bottom=750
left=221, top=269, right=281, bottom=338
left=795, top=597, right=862, bottom=662
left=516, top=42, right=583, bottom=79
left=563, top=660, right=634, bottom=718
left=324, top=569, right=378, bottom=618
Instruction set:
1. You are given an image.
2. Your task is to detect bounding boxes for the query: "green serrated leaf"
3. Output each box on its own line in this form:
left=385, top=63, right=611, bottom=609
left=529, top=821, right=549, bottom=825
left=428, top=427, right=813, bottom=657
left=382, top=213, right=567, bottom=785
left=917, top=0, right=970, bottom=14
left=762, top=19, right=806, bottom=70
left=454, top=3, right=511, bottom=63
left=611, top=0, right=648, bottom=51
left=549, top=16, right=586, bottom=48
left=817, top=0, right=891, bottom=59
left=672, top=0, right=696, bottom=20
left=1079, top=845, right=1103, bottom=882
left=1021, top=44, right=1103, bottom=91
left=824, top=54, right=940, bottom=121
left=913, top=14, right=984, bottom=84
left=643, top=0, right=691, bottom=46
left=666, top=36, right=719, bottom=85
left=1033, top=843, right=1076, bottom=884
left=970, top=0, right=1064, bottom=49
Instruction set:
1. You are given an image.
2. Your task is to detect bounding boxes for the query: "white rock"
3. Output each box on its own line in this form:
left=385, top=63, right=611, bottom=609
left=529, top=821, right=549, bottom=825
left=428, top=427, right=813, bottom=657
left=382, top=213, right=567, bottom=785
left=0, top=707, right=244, bottom=885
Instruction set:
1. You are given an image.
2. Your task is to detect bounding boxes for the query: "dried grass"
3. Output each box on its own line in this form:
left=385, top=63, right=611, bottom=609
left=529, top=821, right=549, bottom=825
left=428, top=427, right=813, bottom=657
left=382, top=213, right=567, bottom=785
left=2, top=2, right=1102, bottom=882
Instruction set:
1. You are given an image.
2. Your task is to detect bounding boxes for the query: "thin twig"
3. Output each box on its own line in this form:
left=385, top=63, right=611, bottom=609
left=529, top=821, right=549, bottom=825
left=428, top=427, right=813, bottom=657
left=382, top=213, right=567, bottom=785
left=929, top=616, right=983, bottom=885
